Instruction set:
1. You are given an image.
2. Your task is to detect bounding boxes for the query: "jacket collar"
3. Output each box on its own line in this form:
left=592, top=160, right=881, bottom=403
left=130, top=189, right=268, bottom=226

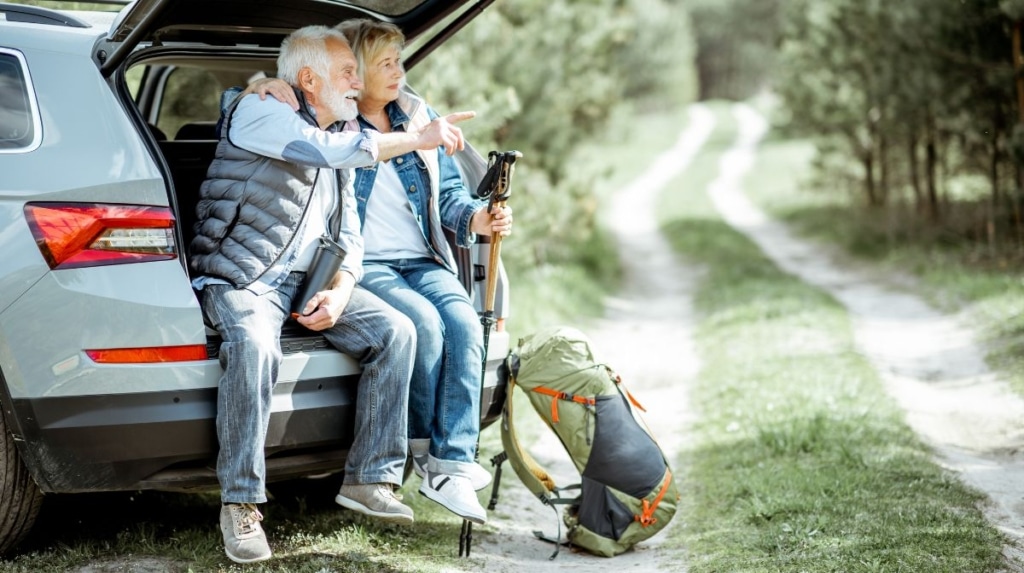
left=367, top=89, right=424, bottom=132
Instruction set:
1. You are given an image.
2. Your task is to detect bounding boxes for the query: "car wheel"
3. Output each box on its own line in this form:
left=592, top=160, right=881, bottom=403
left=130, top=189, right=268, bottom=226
left=0, top=407, right=43, bottom=556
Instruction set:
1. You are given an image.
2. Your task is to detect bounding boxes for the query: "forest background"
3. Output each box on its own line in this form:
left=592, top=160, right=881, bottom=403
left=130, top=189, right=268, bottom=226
left=404, top=0, right=1024, bottom=347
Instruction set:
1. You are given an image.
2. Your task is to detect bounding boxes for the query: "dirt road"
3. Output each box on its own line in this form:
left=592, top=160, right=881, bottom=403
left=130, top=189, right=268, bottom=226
left=711, top=103, right=1024, bottom=571
left=453, top=106, right=716, bottom=573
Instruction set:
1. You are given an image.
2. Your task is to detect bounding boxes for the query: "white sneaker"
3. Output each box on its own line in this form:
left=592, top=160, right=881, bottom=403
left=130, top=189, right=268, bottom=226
left=419, top=469, right=487, bottom=524
left=220, top=503, right=272, bottom=564
left=411, top=450, right=492, bottom=491
left=466, top=462, right=493, bottom=491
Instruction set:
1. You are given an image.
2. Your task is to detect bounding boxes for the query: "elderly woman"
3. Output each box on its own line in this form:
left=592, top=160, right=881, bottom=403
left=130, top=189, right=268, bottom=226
left=252, top=19, right=512, bottom=525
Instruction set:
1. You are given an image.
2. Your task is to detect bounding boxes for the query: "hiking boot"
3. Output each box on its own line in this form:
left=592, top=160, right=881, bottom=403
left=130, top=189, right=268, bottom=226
left=419, top=469, right=487, bottom=524
left=219, top=503, right=272, bottom=564
left=336, top=483, right=414, bottom=525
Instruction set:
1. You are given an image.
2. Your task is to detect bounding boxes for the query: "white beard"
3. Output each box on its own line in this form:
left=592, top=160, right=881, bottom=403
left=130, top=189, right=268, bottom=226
left=323, top=87, right=359, bottom=122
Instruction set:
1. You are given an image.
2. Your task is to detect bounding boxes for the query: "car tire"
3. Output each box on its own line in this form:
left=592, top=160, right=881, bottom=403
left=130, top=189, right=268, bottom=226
left=0, top=407, right=43, bottom=556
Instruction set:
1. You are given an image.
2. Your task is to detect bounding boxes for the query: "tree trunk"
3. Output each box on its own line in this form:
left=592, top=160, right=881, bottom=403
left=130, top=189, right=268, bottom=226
left=1014, top=22, right=1024, bottom=250
left=990, top=130, right=1001, bottom=207
left=925, top=127, right=939, bottom=221
left=908, top=135, right=923, bottom=214
left=989, top=134, right=999, bottom=250
left=863, top=116, right=881, bottom=207
left=879, top=133, right=889, bottom=206
left=863, top=151, right=878, bottom=207
left=1015, top=22, right=1024, bottom=124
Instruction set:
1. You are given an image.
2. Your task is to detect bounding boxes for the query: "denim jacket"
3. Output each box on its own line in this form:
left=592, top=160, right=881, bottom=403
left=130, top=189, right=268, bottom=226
left=351, top=91, right=484, bottom=274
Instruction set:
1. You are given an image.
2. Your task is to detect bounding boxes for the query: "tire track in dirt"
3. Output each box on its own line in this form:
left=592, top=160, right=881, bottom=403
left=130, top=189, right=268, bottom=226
left=710, top=102, right=1024, bottom=572
left=451, top=106, right=715, bottom=573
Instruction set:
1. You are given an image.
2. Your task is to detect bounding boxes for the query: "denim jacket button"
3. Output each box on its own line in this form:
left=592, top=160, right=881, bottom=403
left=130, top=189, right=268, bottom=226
left=396, top=157, right=404, bottom=164
left=408, top=185, right=416, bottom=193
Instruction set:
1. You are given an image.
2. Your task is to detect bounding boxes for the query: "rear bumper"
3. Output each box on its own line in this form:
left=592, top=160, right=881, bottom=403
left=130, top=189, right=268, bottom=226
left=4, top=346, right=508, bottom=494
left=9, top=375, right=358, bottom=493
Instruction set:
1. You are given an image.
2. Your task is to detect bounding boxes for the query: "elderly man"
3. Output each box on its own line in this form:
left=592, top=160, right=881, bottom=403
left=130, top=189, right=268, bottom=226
left=190, top=24, right=472, bottom=564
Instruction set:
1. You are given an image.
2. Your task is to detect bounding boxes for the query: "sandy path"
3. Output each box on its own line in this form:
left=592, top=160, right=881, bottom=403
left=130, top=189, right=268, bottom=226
left=711, top=102, right=1024, bottom=571
left=452, top=106, right=716, bottom=572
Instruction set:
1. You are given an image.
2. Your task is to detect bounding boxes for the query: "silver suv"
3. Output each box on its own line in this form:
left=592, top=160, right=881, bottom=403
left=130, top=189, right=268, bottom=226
left=0, top=0, right=509, bottom=555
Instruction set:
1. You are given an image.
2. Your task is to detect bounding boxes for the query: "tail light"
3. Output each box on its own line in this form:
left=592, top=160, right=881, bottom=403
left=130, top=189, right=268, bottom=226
left=24, top=202, right=176, bottom=269
left=86, top=345, right=208, bottom=363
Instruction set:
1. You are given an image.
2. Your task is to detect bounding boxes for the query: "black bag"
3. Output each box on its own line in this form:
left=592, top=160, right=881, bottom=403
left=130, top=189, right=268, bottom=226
left=291, top=235, right=346, bottom=316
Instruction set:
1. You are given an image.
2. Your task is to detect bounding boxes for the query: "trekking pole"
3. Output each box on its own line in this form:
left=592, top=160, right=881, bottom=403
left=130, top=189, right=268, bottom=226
left=460, top=150, right=522, bottom=558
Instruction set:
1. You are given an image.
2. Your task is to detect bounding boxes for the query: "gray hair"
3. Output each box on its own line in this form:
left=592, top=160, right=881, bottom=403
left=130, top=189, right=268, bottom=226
left=277, top=25, right=351, bottom=86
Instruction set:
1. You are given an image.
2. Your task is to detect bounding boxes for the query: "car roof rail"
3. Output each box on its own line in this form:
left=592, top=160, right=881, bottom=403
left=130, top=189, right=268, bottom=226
left=0, top=2, right=91, bottom=28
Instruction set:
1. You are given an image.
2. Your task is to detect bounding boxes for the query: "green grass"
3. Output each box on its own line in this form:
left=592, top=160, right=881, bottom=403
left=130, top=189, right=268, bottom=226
left=661, top=102, right=1005, bottom=571
left=0, top=484, right=501, bottom=572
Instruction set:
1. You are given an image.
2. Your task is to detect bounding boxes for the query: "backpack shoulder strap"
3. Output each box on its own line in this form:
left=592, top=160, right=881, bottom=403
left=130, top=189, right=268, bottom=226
left=501, top=373, right=560, bottom=503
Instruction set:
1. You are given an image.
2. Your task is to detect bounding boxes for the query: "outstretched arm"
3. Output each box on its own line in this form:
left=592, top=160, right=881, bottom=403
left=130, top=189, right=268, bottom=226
left=376, top=111, right=476, bottom=160
left=244, top=77, right=475, bottom=159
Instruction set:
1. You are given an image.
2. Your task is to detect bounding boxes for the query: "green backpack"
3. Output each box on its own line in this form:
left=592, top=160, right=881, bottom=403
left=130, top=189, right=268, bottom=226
left=490, top=325, right=679, bottom=558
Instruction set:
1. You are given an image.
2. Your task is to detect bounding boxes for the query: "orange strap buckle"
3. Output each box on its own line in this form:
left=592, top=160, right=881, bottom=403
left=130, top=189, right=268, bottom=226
left=635, top=469, right=672, bottom=528
left=532, top=386, right=596, bottom=423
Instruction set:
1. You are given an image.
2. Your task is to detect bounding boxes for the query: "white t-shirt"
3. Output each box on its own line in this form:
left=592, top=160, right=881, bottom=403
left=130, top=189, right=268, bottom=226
left=362, top=160, right=431, bottom=261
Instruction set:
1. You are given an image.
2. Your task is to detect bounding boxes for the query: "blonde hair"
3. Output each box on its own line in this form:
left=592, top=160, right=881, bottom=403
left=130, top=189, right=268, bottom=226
left=335, top=19, right=405, bottom=84
left=277, top=25, right=351, bottom=85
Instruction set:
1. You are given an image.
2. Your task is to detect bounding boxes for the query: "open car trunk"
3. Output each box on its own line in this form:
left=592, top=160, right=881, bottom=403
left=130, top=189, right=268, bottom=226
left=113, top=0, right=512, bottom=432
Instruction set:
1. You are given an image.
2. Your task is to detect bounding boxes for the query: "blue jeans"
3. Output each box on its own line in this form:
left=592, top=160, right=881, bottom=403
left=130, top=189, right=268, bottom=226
left=361, top=259, right=483, bottom=474
left=202, top=272, right=414, bottom=504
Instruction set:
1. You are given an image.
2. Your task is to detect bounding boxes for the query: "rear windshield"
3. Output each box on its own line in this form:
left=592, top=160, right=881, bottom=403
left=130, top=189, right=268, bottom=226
left=355, top=0, right=423, bottom=15
left=0, top=49, right=40, bottom=152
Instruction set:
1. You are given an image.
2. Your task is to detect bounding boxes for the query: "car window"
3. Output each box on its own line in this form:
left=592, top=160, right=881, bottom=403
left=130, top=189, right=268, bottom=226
left=125, top=66, right=144, bottom=100
left=0, top=49, right=41, bottom=153
left=156, top=66, right=223, bottom=140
